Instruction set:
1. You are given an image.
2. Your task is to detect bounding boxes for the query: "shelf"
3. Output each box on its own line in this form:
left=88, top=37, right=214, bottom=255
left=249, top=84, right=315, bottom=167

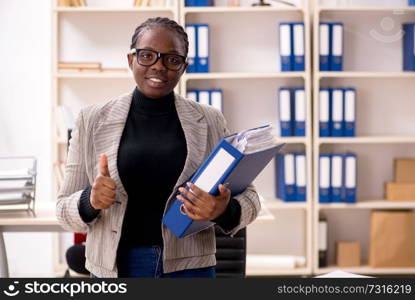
left=316, top=266, right=415, bottom=276
left=318, top=6, right=415, bottom=13
left=54, top=7, right=175, bottom=13
left=319, top=200, right=415, bottom=210
left=318, top=136, right=415, bottom=144
left=264, top=198, right=308, bottom=210
left=55, top=72, right=132, bottom=79
left=318, top=72, right=415, bottom=79
left=278, top=137, right=309, bottom=144
left=183, top=72, right=306, bottom=80
left=183, top=6, right=303, bottom=14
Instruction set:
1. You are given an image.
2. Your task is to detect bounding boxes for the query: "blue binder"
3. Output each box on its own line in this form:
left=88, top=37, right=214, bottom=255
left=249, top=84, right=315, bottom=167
left=403, top=23, right=415, bottom=71
left=331, top=88, right=344, bottom=137
left=186, top=89, right=199, bottom=102
left=330, top=23, right=344, bottom=71
left=294, top=88, right=306, bottom=136
left=295, top=153, right=307, bottom=202
left=185, top=0, right=196, bottom=6
left=198, top=90, right=210, bottom=105
left=409, top=0, right=415, bottom=6
left=319, top=88, right=331, bottom=137
left=276, top=153, right=296, bottom=201
left=196, top=24, right=209, bottom=73
left=195, top=0, right=213, bottom=6
left=280, top=23, right=293, bottom=71
left=292, top=22, right=305, bottom=71
left=331, top=154, right=343, bottom=203
left=163, top=129, right=285, bottom=238
left=319, top=23, right=330, bottom=71
left=344, top=153, right=357, bottom=203
left=344, top=88, right=356, bottom=137
left=319, top=154, right=331, bottom=203
left=279, top=88, right=293, bottom=137
left=210, top=89, right=223, bottom=112
left=185, top=24, right=197, bottom=73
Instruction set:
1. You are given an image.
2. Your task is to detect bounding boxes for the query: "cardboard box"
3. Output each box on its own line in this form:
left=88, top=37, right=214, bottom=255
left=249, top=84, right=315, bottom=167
left=369, top=210, right=415, bottom=267
left=395, top=158, right=415, bottom=183
left=336, top=241, right=360, bottom=267
left=385, top=182, right=415, bottom=201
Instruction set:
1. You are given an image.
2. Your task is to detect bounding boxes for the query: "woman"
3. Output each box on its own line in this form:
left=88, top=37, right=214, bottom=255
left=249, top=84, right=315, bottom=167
left=56, top=17, right=260, bottom=278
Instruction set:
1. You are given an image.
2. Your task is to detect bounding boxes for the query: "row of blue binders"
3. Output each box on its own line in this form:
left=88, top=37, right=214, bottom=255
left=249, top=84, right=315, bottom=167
left=186, top=24, right=209, bottom=73
left=275, top=153, right=307, bottom=202
left=409, top=0, right=415, bottom=5
left=403, top=23, right=415, bottom=71
left=319, top=22, right=344, bottom=71
left=279, top=22, right=305, bottom=71
left=185, top=0, right=213, bottom=6
left=278, top=88, right=306, bottom=137
left=186, top=89, right=223, bottom=112
left=319, top=153, right=357, bottom=203
left=319, top=88, right=356, bottom=137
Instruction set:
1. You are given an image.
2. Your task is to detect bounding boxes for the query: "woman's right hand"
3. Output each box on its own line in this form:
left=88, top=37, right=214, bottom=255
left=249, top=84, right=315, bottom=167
left=90, top=154, right=116, bottom=210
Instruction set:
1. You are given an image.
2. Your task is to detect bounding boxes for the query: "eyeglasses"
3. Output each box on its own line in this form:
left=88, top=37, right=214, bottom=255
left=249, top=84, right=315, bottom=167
left=130, top=48, right=187, bottom=71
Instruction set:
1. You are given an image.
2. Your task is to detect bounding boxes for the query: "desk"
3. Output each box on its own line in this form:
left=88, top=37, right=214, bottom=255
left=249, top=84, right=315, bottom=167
left=0, top=202, right=65, bottom=277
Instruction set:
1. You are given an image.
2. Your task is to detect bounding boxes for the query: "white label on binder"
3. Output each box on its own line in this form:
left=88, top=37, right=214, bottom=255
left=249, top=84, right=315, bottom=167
left=295, top=89, right=306, bottom=122
left=284, top=154, right=295, bottom=185
left=319, top=24, right=329, bottom=55
left=280, top=24, right=291, bottom=56
left=198, top=26, right=209, bottom=58
left=332, top=24, right=343, bottom=56
left=293, top=24, right=305, bottom=56
left=319, top=90, right=329, bottom=122
left=279, top=90, right=291, bottom=121
left=332, top=155, right=343, bottom=188
left=210, top=91, right=222, bottom=111
left=186, top=25, right=196, bottom=59
left=186, top=91, right=197, bottom=102
left=345, top=156, right=356, bottom=188
left=295, top=154, right=306, bottom=187
left=344, top=90, right=355, bottom=122
left=193, top=148, right=235, bottom=192
left=319, top=156, right=330, bottom=188
left=332, top=89, right=343, bottom=122
left=198, top=91, right=210, bottom=105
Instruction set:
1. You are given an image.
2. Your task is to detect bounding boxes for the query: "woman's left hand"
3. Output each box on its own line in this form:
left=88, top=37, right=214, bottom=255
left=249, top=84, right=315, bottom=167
left=177, top=182, right=231, bottom=221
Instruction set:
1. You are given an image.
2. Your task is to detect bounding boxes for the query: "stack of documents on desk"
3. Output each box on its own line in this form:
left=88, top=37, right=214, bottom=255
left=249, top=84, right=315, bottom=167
left=163, top=125, right=285, bottom=238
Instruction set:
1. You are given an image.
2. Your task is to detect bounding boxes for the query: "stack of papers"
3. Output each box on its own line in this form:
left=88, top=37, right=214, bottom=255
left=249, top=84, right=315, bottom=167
left=229, top=125, right=279, bottom=154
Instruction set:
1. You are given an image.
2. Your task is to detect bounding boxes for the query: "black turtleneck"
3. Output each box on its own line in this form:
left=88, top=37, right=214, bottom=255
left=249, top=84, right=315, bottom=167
left=78, top=88, right=241, bottom=247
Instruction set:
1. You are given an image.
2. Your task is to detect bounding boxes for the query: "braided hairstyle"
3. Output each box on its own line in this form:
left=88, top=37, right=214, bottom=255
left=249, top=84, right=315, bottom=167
left=130, top=17, right=189, bottom=57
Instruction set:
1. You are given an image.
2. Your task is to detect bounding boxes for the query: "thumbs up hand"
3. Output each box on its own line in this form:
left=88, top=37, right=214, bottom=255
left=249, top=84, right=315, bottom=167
left=90, top=154, right=117, bottom=210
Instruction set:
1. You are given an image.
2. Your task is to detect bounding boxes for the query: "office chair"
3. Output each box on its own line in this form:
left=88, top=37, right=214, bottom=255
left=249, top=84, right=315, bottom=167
left=214, top=226, right=246, bottom=278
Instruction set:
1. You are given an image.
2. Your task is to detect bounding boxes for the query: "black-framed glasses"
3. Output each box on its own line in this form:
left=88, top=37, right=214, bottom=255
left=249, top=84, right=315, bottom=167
left=130, top=48, right=187, bottom=71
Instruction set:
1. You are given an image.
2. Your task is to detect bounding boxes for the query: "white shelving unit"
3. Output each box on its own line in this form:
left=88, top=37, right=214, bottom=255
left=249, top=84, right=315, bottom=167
left=179, top=0, right=313, bottom=276
left=313, top=0, right=415, bottom=276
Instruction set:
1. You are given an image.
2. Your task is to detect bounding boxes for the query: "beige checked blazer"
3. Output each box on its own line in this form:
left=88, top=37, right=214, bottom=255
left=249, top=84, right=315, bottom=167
left=56, top=90, right=260, bottom=278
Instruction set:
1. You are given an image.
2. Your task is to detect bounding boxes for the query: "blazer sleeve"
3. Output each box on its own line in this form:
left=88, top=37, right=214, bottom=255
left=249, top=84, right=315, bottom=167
left=56, top=108, right=99, bottom=233
left=215, top=112, right=261, bottom=237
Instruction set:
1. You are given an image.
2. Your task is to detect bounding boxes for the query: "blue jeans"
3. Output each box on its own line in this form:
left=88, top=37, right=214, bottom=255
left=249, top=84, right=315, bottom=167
left=91, top=246, right=216, bottom=278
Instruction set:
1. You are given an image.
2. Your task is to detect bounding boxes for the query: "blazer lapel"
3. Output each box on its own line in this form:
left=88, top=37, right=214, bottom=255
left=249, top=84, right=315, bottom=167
left=93, top=92, right=133, bottom=197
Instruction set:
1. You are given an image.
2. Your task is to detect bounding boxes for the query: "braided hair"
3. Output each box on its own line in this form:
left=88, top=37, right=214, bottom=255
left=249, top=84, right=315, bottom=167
left=130, top=17, right=189, bottom=57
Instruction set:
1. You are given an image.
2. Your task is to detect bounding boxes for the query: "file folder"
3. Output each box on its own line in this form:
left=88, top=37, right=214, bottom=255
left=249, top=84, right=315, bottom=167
left=294, top=88, right=306, bottom=137
left=186, top=89, right=198, bottom=102
left=403, top=23, right=415, bottom=71
left=280, top=23, right=293, bottom=71
left=185, top=24, right=197, bottom=73
left=196, top=24, right=209, bottom=73
left=210, top=89, right=223, bottom=112
left=163, top=126, right=285, bottom=238
left=319, top=154, right=331, bottom=203
left=198, top=90, right=210, bottom=105
left=279, top=88, right=292, bottom=137
left=319, top=23, right=330, bottom=71
left=331, top=23, right=344, bottom=71
left=344, top=88, right=356, bottom=137
left=331, top=88, right=344, bottom=137
left=295, top=153, right=307, bottom=202
left=293, top=23, right=305, bottom=71
left=344, top=153, right=357, bottom=203
left=276, top=153, right=296, bottom=201
left=331, top=154, right=343, bottom=203
left=319, top=88, right=331, bottom=137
